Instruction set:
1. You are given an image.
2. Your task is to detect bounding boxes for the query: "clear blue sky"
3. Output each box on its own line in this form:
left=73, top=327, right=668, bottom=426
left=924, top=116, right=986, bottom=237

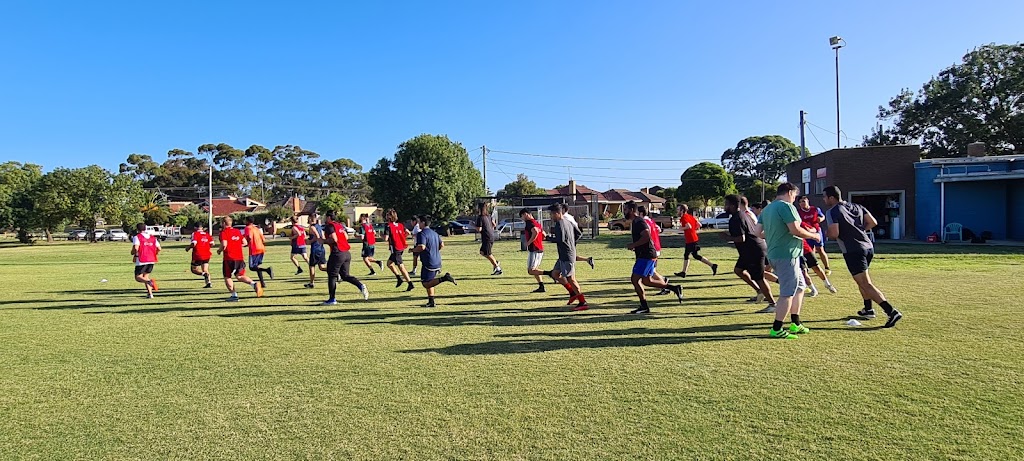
left=1, top=0, right=1021, bottom=193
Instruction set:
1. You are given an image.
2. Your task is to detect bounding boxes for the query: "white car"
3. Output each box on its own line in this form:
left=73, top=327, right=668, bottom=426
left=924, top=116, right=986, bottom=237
left=108, top=229, right=130, bottom=241
left=69, top=230, right=87, bottom=240
left=93, top=229, right=108, bottom=240
left=699, top=213, right=731, bottom=229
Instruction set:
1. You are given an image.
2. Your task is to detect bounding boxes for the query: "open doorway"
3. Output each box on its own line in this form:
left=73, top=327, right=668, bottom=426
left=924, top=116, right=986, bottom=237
left=850, top=190, right=905, bottom=240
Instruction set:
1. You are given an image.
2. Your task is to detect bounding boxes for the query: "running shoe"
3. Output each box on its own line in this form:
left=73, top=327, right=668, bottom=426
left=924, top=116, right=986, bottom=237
left=294, top=267, right=303, bottom=276
left=492, top=266, right=503, bottom=276
left=376, top=261, right=383, bottom=270
left=323, top=299, right=337, bottom=306
left=204, top=283, right=212, bottom=289
left=712, top=264, right=719, bottom=276
left=788, top=323, right=810, bottom=335
left=267, top=267, right=274, bottom=279
left=405, top=282, right=415, bottom=292
left=395, top=278, right=404, bottom=288
left=150, top=279, right=159, bottom=292
left=304, top=283, right=314, bottom=289
left=572, top=303, right=590, bottom=311
left=809, top=285, right=819, bottom=297
left=587, top=257, right=595, bottom=270
left=227, top=295, right=239, bottom=302
left=756, top=304, right=776, bottom=314
left=857, top=308, right=877, bottom=319
left=629, top=307, right=651, bottom=314
left=254, top=283, right=264, bottom=298
left=883, top=310, right=903, bottom=328
left=826, top=282, right=838, bottom=294
left=671, top=285, right=684, bottom=304
left=441, top=273, right=457, bottom=285
left=532, top=285, right=546, bottom=293
left=674, top=271, right=686, bottom=278
left=769, top=328, right=798, bottom=339
left=360, top=285, right=370, bottom=301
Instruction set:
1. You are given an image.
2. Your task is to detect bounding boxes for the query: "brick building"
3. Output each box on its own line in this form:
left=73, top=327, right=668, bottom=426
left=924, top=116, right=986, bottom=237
left=785, top=145, right=922, bottom=240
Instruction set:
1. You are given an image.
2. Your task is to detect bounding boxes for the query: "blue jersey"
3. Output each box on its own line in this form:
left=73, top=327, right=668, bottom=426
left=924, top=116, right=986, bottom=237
left=310, top=224, right=325, bottom=252
left=416, top=228, right=443, bottom=270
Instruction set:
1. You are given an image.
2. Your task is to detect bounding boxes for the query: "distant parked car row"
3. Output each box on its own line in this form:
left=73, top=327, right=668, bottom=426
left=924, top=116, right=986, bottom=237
left=68, top=229, right=130, bottom=241
left=699, top=213, right=731, bottom=229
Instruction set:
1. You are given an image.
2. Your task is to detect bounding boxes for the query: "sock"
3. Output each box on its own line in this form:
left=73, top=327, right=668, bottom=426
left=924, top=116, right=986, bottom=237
left=576, top=294, right=586, bottom=304
left=562, top=283, right=574, bottom=294
left=639, top=298, right=649, bottom=310
left=879, top=301, right=895, bottom=315
left=396, top=275, right=403, bottom=282
left=538, top=282, right=545, bottom=288
left=864, top=299, right=873, bottom=311
left=543, top=270, right=552, bottom=277
left=427, top=296, right=435, bottom=305
left=251, top=282, right=258, bottom=289
left=772, top=320, right=783, bottom=331
left=256, top=271, right=265, bottom=285
left=791, top=314, right=801, bottom=325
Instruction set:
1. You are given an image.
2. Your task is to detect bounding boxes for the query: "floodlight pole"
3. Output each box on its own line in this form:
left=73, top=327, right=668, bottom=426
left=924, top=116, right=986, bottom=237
left=481, top=145, right=488, bottom=195
left=208, top=161, right=213, bottom=231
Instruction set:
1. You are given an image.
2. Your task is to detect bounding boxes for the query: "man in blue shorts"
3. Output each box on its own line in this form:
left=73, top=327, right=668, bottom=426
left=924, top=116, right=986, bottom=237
left=760, top=184, right=821, bottom=339
left=411, top=215, right=456, bottom=308
left=824, top=186, right=902, bottom=328
left=304, top=213, right=329, bottom=289
left=623, top=201, right=682, bottom=314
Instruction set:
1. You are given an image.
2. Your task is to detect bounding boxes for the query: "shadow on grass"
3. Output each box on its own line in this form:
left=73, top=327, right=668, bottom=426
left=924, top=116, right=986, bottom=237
left=403, top=324, right=762, bottom=355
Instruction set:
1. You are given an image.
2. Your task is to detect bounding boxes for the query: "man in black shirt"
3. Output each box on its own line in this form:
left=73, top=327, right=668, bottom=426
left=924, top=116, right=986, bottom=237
left=624, top=201, right=682, bottom=314
left=475, top=202, right=502, bottom=275
left=725, top=195, right=776, bottom=312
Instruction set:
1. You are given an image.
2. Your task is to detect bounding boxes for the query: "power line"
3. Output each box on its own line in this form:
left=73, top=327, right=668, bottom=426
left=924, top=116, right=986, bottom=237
left=487, top=155, right=692, bottom=172
left=806, top=120, right=852, bottom=141
left=488, top=159, right=680, bottom=182
left=805, top=124, right=828, bottom=152
left=489, top=149, right=718, bottom=163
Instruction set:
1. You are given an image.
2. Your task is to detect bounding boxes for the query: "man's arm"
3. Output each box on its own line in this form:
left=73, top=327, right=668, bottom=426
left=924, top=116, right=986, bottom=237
left=627, top=228, right=651, bottom=250
left=826, top=223, right=840, bottom=240
left=787, top=222, right=820, bottom=240
left=863, top=211, right=878, bottom=231
left=217, top=236, right=226, bottom=255
left=131, top=238, right=140, bottom=256
left=727, top=219, right=745, bottom=244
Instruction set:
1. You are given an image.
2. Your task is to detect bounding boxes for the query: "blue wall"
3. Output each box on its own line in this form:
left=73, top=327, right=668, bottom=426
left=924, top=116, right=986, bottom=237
left=915, top=159, right=1024, bottom=241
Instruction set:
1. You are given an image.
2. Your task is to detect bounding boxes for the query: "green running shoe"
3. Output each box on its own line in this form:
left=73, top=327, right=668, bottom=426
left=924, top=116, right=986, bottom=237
left=769, top=328, right=798, bottom=340
left=788, top=323, right=810, bottom=335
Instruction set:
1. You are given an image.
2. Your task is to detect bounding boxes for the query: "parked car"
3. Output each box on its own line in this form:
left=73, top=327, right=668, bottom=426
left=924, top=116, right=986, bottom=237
left=607, top=214, right=673, bottom=231
left=108, top=229, right=130, bottom=241
left=497, top=218, right=526, bottom=231
left=455, top=219, right=479, bottom=233
left=447, top=221, right=474, bottom=235
left=93, top=229, right=108, bottom=240
left=699, top=213, right=731, bottom=229
left=69, top=229, right=87, bottom=241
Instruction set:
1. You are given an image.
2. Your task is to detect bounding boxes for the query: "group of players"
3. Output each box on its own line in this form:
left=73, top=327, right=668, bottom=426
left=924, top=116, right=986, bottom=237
left=130, top=183, right=902, bottom=336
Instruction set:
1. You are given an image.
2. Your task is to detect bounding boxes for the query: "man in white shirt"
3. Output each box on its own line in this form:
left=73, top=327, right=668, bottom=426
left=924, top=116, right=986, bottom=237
left=559, top=203, right=595, bottom=269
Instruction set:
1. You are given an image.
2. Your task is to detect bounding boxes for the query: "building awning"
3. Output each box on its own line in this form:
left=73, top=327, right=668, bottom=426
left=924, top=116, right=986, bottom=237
left=934, top=171, right=1024, bottom=183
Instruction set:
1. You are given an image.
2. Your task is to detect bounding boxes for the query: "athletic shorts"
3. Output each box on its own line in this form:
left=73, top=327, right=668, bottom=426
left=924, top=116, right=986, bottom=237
left=388, top=250, right=403, bottom=266
left=191, top=259, right=210, bottom=267
left=327, top=251, right=352, bottom=279
left=769, top=258, right=805, bottom=297
left=249, top=254, right=264, bottom=268
left=134, top=264, right=154, bottom=276
left=684, top=242, right=702, bottom=260
left=421, top=267, right=440, bottom=283
left=803, top=251, right=819, bottom=269
left=223, top=260, right=246, bottom=278
left=308, top=247, right=326, bottom=266
left=527, top=251, right=544, bottom=270
left=806, top=231, right=824, bottom=249
left=361, top=245, right=375, bottom=259
left=843, top=249, right=874, bottom=276
left=632, top=259, right=657, bottom=277
left=552, top=260, right=575, bottom=278
left=291, top=245, right=307, bottom=255
left=735, top=252, right=766, bottom=280
left=480, top=239, right=494, bottom=256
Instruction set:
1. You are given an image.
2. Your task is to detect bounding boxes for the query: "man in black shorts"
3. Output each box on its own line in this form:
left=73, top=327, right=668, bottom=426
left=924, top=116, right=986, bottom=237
left=724, top=195, right=776, bottom=312
left=323, top=212, right=369, bottom=305
left=383, top=209, right=415, bottom=292
left=304, top=213, right=328, bottom=289
left=824, top=186, right=902, bottom=328
left=475, top=202, right=502, bottom=275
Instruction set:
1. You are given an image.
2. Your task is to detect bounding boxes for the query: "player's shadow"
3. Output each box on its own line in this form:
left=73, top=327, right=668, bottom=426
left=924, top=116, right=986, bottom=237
left=402, top=324, right=762, bottom=355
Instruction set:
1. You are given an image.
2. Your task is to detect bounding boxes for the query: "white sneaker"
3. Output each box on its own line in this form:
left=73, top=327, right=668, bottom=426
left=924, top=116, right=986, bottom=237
left=809, top=285, right=819, bottom=297
left=360, top=285, right=370, bottom=301
left=826, top=282, right=838, bottom=294
left=756, top=304, right=776, bottom=314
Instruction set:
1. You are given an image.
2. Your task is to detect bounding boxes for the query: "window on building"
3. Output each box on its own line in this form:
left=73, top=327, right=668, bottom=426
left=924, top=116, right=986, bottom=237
left=814, top=178, right=827, bottom=195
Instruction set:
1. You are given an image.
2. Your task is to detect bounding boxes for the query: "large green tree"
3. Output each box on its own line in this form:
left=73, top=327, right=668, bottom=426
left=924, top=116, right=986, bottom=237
left=268, top=145, right=321, bottom=199
left=676, top=162, right=735, bottom=213
left=496, top=173, right=545, bottom=198
left=864, top=43, right=1024, bottom=157
left=368, top=134, right=484, bottom=221
left=720, top=136, right=802, bottom=191
left=0, top=161, right=42, bottom=231
left=104, top=173, right=146, bottom=229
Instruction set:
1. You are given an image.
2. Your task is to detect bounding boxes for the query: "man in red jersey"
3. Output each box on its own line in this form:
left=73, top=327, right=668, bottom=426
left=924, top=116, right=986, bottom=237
left=288, top=216, right=309, bottom=275
left=323, top=212, right=369, bottom=305
left=185, top=223, right=213, bottom=288
left=217, top=216, right=263, bottom=301
left=639, top=205, right=672, bottom=296
left=675, top=204, right=719, bottom=278
left=797, top=195, right=832, bottom=273
left=131, top=223, right=161, bottom=298
left=382, top=209, right=415, bottom=292
left=358, top=213, right=383, bottom=276
left=519, top=208, right=547, bottom=293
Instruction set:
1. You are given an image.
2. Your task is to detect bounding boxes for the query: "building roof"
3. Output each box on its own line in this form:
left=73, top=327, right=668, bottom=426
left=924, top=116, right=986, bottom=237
left=602, top=189, right=667, bottom=204
left=547, top=184, right=608, bottom=202
left=202, top=197, right=263, bottom=216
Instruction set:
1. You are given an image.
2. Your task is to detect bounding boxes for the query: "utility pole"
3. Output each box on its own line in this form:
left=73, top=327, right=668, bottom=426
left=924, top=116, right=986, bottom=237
left=481, top=145, right=488, bottom=195
left=800, top=110, right=807, bottom=159
left=208, top=161, right=213, bottom=232
left=830, top=36, right=845, bottom=149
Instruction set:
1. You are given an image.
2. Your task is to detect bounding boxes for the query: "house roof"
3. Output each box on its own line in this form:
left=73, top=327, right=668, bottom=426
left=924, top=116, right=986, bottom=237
left=546, top=184, right=608, bottom=202
left=203, top=198, right=260, bottom=216
left=601, top=189, right=667, bottom=204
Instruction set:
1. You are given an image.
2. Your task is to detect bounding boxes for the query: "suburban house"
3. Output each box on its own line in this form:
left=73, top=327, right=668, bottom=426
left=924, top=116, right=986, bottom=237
left=786, top=145, right=921, bottom=241
left=546, top=180, right=667, bottom=217
left=200, top=196, right=266, bottom=218
left=277, top=196, right=382, bottom=226
left=168, top=201, right=194, bottom=213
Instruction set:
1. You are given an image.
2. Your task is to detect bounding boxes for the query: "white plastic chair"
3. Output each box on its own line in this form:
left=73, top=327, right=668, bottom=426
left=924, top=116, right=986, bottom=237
left=943, top=223, right=963, bottom=242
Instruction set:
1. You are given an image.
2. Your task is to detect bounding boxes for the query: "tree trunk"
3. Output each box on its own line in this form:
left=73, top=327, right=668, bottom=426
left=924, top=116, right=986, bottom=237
left=45, top=228, right=53, bottom=243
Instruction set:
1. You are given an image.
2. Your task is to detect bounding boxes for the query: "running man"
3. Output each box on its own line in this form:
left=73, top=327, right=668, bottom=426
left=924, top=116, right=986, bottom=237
left=218, top=216, right=263, bottom=301
left=520, top=208, right=546, bottom=293
left=358, top=213, right=383, bottom=275
left=244, top=216, right=273, bottom=287
left=544, top=204, right=589, bottom=310
left=185, top=223, right=212, bottom=288
left=798, top=195, right=832, bottom=273
left=323, top=212, right=369, bottom=305
left=560, top=203, right=595, bottom=269
left=724, top=195, right=776, bottom=313
left=131, top=223, right=161, bottom=298
left=760, top=183, right=820, bottom=339
left=799, top=222, right=837, bottom=297
left=304, top=213, right=328, bottom=289
left=676, top=204, right=719, bottom=277
left=823, top=186, right=903, bottom=328
left=288, top=216, right=309, bottom=275
left=624, top=201, right=683, bottom=314
left=383, top=209, right=415, bottom=292
left=409, top=216, right=421, bottom=277
left=475, top=202, right=502, bottom=275
left=637, top=205, right=671, bottom=296
left=411, top=215, right=457, bottom=308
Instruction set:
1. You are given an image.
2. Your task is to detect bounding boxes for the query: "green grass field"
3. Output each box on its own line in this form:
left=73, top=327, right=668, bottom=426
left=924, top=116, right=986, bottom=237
left=1, top=232, right=1022, bottom=460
